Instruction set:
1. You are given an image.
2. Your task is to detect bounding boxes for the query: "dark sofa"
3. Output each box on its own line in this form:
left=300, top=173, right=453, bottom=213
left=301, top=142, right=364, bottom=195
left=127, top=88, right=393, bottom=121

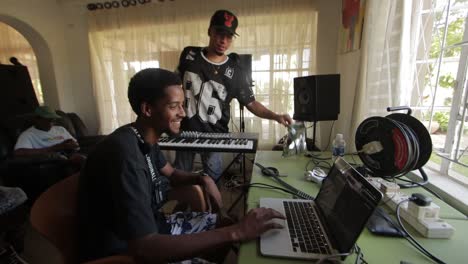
left=0, top=110, right=105, bottom=204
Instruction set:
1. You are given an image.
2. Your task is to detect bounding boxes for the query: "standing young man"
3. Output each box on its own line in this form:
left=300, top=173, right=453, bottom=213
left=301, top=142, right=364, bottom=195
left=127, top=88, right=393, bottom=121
left=77, top=68, right=285, bottom=263
left=174, top=9, right=293, bottom=181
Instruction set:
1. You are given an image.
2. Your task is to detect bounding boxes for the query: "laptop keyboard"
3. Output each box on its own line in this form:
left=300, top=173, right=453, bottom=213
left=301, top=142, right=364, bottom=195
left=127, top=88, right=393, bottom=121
left=283, top=201, right=331, bottom=254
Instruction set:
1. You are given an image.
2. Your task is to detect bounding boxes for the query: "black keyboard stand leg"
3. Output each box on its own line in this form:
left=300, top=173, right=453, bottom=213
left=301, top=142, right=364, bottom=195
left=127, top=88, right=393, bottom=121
left=216, top=152, right=248, bottom=215
left=227, top=185, right=248, bottom=214
left=215, top=153, right=244, bottom=184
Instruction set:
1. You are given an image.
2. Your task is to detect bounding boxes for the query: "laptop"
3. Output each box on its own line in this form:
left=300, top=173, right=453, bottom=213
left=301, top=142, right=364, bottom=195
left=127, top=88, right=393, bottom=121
left=260, top=157, right=383, bottom=260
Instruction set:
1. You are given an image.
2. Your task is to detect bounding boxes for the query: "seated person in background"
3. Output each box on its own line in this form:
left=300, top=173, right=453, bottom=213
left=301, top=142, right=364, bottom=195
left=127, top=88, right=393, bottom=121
left=14, top=105, right=84, bottom=166
left=77, top=68, right=284, bottom=263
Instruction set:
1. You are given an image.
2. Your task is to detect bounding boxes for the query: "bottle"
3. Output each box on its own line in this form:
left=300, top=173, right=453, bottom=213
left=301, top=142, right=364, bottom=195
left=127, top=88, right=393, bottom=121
left=332, top=133, right=346, bottom=162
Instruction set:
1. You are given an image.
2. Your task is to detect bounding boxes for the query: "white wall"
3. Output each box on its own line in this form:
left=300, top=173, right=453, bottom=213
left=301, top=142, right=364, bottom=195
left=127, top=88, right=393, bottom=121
left=0, top=0, right=343, bottom=137
left=336, top=51, right=361, bottom=151
left=315, top=0, right=362, bottom=152
left=315, top=0, right=342, bottom=150
left=0, top=0, right=98, bottom=133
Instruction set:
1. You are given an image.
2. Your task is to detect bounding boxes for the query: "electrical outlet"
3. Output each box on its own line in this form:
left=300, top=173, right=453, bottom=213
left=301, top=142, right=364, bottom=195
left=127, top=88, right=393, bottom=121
left=380, top=180, right=400, bottom=194
left=408, top=201, right=440, bottom=220
left=420, top=218, right=455, bottom=238
left=366, top=177, right=454, bottom=239
left=387, top=193, right=411, bottom=210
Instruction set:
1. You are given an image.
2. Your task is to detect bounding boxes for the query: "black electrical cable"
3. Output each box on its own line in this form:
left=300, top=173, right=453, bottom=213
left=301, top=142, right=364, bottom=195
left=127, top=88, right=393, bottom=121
left=311, top=155, right=332, bottom=161
left=358, top=109, right=432, bottom=187
left=393, top=169, right=429, bottom=188
left=239, top=183, right=304, bottom=198
left=246, top=182, right=296, bottom=196
left=396, top=199, right=446, bottom=264
left=354, top=244, right=368, bottom=264
left=270, top=175, right=314, bottom=200
left=305, top=158, right=332, bottom=172
left=397, top=209, right=443, bottom=262
left=246, top=157, right=314, bottom=200
left=394, top=177, right=444, bottom=201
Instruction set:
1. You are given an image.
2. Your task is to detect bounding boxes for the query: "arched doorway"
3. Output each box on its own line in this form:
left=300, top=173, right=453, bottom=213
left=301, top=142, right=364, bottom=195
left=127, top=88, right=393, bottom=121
left=0, top=21, right=43, bottom=104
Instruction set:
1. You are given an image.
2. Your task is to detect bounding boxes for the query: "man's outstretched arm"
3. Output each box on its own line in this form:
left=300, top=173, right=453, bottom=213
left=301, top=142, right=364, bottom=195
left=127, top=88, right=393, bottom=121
left=246, top=100, right=293, bottom=126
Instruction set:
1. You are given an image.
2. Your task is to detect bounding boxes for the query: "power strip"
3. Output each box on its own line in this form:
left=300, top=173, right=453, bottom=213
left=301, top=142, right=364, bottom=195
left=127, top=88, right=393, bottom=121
left=367, top=177, right=454, bottom=239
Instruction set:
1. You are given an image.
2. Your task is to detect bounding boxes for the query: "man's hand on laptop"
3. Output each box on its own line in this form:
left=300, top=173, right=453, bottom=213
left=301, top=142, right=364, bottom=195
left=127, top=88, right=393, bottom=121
left=229, top=208, right=285, bottom=242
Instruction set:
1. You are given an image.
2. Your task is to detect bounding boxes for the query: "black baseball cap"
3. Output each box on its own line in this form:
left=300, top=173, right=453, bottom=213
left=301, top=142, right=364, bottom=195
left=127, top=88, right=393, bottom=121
left=209, top=9, right=239, bottom=36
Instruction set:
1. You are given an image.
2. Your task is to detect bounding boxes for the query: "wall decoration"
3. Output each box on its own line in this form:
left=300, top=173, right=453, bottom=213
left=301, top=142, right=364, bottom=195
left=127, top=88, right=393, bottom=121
left=340, top=0, right=366, bottom=53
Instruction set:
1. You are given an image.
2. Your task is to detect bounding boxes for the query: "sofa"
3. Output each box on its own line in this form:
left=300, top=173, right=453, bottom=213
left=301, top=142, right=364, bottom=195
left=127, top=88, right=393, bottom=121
left=0, top=110, right=105, bottom=204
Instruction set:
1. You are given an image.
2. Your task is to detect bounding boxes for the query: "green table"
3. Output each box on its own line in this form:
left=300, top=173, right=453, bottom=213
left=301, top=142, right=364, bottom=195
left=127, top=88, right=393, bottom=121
left=238, top=151, right=467, bottom=264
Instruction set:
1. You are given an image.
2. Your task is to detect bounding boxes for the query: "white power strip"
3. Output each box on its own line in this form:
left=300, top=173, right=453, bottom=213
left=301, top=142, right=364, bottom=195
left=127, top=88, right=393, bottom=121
left=367, top=177, right=454, bottom=239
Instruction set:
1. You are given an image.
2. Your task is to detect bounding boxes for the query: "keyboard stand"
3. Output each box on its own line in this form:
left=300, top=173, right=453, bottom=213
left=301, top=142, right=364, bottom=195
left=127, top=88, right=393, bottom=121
left=220, top=104, right=248, bottom=215
left=216, top=152, right=246, bottom=213
left=216, top=153, right=244, bottom=184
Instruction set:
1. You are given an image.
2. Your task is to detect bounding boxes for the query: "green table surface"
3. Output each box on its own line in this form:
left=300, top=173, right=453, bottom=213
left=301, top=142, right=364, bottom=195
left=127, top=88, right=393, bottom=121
left=238, top=151, right=468, bottom=264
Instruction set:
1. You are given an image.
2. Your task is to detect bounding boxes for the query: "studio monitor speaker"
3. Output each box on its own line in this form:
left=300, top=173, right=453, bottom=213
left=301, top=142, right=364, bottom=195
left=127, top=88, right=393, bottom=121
left=293, top=74, right=340, bottom=122
left=238, top=54, right=253, bottom=86
left=0, top=64, right=39, bottom=119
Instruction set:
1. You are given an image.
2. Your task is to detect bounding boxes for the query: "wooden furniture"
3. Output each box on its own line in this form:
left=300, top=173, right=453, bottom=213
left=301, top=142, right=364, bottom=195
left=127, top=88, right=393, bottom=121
left=30, top=173, right=209, bottom=263
left=30, top=173, right=134, bottom=264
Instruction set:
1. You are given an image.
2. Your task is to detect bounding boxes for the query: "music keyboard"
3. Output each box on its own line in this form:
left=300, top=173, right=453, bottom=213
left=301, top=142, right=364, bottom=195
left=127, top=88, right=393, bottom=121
left=159, top=131, right=258, bottom=153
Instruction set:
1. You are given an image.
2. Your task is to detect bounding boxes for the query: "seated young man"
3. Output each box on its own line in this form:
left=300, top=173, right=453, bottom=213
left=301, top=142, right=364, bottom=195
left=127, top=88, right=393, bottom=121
left=77, top=68, right=285, bottom=263
left=14, top=105, right=82, bottom=164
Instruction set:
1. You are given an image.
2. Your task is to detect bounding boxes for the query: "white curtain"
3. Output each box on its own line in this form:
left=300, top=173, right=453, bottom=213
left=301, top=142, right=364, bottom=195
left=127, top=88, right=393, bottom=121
left=0, top=22, right=43, bottom=104
left=349, top=0, right=427, bottom=150
left=88, top=0, right=317, bottom=149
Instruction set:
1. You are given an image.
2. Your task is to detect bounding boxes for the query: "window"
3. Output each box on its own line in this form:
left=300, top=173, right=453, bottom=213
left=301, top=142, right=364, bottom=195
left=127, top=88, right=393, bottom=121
left=88, top=1, right=318, bottom=148
left=410, top=0, right=468, bottom=182
left=230, top=10, right=317, bottom=148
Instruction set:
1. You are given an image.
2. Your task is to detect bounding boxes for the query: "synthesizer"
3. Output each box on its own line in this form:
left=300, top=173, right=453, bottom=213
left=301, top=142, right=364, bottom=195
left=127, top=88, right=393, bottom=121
left=159, top=131, right=258, bottom=153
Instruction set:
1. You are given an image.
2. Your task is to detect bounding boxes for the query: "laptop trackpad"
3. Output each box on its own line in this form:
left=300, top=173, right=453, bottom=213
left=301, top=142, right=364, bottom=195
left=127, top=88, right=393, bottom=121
left=260, top=198, right=312, bottom=258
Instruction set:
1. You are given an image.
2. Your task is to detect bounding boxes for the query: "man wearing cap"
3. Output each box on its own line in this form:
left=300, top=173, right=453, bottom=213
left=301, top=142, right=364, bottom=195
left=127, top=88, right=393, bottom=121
left=14, top=106, right=80, bottom=158
left=174, top=9, right=293, bottom=181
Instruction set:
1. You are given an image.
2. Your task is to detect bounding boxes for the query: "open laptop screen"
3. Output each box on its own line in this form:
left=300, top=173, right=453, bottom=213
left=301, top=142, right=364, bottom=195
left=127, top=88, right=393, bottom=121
left=315, top=160, right=382, bottom=253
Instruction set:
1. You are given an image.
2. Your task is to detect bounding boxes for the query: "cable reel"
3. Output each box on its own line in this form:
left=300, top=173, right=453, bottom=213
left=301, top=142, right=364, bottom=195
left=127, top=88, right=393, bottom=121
left=355, top=106, right=432, bottom=186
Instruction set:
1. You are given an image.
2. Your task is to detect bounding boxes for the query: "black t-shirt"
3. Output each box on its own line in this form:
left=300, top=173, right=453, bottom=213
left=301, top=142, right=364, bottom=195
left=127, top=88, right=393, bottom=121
left=177, top=46, right=255, bottom=133
left=77, top=125, right=170, bottom=261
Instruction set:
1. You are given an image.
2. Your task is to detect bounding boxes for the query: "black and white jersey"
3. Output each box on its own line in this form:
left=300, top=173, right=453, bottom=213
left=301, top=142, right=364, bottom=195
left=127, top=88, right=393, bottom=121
left=177, top=46, right=255, bottom=133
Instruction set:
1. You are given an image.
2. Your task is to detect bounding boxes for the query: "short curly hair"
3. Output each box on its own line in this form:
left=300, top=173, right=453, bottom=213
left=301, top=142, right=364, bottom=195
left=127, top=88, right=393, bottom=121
left=128, top=68, right=182, bottom=116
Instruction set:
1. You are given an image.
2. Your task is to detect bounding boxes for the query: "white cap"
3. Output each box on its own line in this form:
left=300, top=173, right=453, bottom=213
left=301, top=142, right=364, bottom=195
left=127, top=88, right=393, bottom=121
left=335, top=133, right=343, bottom=140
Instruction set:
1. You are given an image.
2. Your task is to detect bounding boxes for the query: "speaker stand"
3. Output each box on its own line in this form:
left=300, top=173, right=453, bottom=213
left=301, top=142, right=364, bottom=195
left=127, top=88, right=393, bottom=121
left=307, top=121, right=321, bottom=151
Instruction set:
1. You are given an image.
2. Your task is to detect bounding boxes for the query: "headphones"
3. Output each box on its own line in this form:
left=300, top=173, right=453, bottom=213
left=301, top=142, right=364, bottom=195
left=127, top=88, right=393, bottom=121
left=140, top=142, right=152, bottom=154
left=261, top=166, right=279, bottom=177
left=130, top=125, right=152, bottom=154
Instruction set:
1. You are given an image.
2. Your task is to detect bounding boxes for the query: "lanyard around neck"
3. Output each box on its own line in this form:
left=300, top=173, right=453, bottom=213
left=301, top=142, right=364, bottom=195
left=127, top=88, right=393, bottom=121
left=130, top=126, right=157, bottom=182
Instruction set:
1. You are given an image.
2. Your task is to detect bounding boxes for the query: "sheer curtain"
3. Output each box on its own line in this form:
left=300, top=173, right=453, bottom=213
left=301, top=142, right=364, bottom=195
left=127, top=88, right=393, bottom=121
left=350, top=0, right=424, bottom=150
left=88, top=0, right=317, bottom=148
left=0, top=22, right=43, bottom=104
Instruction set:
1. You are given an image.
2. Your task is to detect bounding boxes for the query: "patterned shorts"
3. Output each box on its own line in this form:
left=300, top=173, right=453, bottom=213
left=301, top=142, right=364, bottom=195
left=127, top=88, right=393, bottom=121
left=167, top=212, right=218, bottom=264
left=167, top=211, right=217, bottom=235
